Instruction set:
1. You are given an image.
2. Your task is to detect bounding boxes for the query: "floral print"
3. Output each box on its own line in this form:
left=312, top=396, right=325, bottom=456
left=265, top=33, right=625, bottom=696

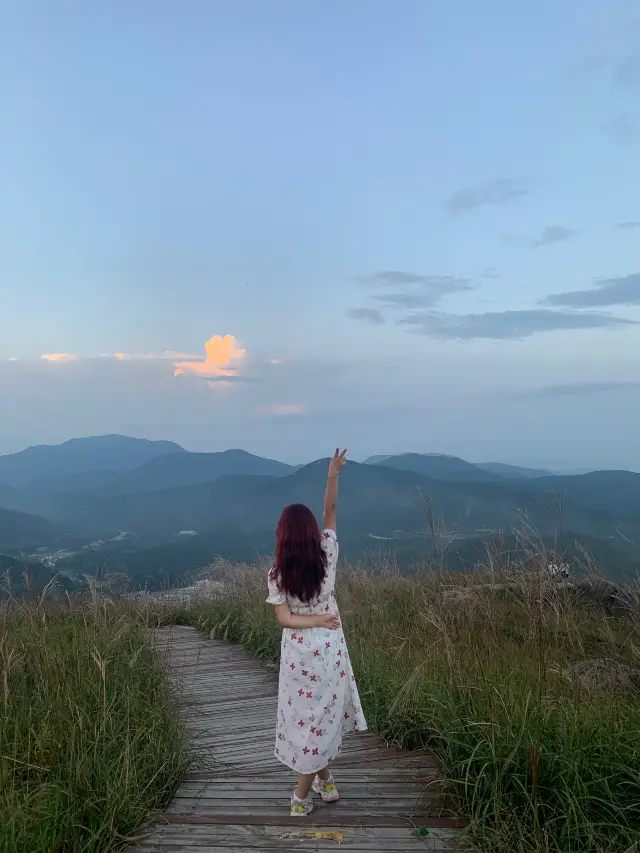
left=267, top=528, right=367, bottom=773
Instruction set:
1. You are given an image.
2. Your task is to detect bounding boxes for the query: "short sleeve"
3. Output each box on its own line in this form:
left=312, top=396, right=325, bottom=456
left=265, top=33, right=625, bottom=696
left=266, top=566, right=286, bottom=606
left=321, top=528, right=339, bottom=571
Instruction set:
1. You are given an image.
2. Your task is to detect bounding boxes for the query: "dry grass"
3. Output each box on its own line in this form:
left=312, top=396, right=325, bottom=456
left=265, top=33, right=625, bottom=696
left=166, top=555, right=640, bottom=853
left=0, top=592, right=191, bottom=853
left=3, top=549, right=639, bottom=853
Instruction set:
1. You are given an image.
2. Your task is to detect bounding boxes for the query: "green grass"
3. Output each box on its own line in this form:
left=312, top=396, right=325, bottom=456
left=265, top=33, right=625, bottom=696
left=3, top=556, right=639, bottom=853
left=166, top=561, right=640, bottom=853
left=0, top=596, right=191, bottom=853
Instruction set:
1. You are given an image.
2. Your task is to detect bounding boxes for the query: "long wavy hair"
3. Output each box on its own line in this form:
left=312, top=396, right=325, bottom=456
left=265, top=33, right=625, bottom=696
left=272, top=503, right=327, bottom=603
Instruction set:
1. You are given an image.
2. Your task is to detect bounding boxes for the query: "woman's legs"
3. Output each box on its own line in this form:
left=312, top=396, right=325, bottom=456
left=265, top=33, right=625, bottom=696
left=294, top=766, right=330, bottom=799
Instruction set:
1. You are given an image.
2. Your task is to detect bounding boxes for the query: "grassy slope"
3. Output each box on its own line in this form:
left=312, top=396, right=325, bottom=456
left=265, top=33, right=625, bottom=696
left=0, top=600, right=190, bottom=853
left=170, top=562, right=640, bottom=853
left=3, top=559, right=639, bottom=853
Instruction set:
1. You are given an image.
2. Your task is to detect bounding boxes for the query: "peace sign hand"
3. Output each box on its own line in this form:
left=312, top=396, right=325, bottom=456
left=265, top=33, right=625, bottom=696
left=328, top=448, right=348, bottom=477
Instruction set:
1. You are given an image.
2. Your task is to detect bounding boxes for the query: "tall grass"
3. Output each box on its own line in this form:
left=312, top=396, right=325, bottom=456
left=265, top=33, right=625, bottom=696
left=0, top=594, right=190, bottom=853
left=176, top=558, right=640, bottom=853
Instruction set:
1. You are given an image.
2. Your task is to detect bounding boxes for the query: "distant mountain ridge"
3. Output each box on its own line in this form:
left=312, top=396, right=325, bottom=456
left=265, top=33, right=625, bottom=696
left=98, top=449, right=296, bottom=496
left=364, top=453, right=554, bottom=480
left=475, top=462, right=554, bottom=479
left=0, top=436, right=638, bottom=582
left=368, top=453, right=501, bottom=483
left=0, top=435, right=185, bottom=488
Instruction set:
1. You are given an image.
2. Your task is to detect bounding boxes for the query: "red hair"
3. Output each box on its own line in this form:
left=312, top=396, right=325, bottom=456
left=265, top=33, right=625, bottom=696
left=273, top=503, right=327, bottom=603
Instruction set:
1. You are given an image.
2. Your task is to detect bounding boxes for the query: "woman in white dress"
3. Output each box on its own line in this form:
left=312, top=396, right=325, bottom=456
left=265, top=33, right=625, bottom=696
left=267, top=448, right=367, bottom=816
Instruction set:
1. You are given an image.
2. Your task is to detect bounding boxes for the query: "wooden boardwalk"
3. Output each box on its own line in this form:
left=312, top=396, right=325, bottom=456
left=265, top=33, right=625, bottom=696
left=128, top=625, right=473, bottom=852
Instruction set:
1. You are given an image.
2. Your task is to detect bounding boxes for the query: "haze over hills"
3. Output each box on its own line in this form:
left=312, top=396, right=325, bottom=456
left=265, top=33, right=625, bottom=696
left=369, top=453, right=503, bottom=483
left=0, top=435, right=638, bottom=589
left=0, top=435, right=185, bottom=488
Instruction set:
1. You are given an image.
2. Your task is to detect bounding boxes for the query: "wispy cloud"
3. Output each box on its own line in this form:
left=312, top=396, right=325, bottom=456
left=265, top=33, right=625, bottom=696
left=111, top=350, right=199, bottom=361
left=614, top=53, right=640, bottom=90
left=258, top=403, right=306, bottom=416
left=481, top=267, right=501, bottom=280
left=602, top=112, right=638, bottom=143
left=444, top=178, right=527, bottom=215
left=397, top=309, right=636, bottom=341
left=544, top=272, right=640, bottom=308
left=532, top=226, right=579, bottom=249
left=366, top=272, right=473, bottom=301
left=174, top=335, right=246, bottom=379
left=347, top=308, right=386, bottom=325
left=366, top=271, right=439, bottom=285
left=533, top=380, right=640, bottom=398
left=40, top=353, right=78, bottom=362
left=349, top=272, right=475, bottom=327
left=372, top=292, right=435, bottom=309
left=617, top=221, right=640, bottom=230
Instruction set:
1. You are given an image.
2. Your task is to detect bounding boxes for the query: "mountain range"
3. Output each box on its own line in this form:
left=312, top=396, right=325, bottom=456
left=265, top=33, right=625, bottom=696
left=0, top=435, right=638, bottom=588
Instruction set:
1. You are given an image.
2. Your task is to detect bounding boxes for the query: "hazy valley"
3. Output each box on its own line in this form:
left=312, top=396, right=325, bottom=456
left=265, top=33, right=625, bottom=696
left=1, top=434, right=638, bottom=593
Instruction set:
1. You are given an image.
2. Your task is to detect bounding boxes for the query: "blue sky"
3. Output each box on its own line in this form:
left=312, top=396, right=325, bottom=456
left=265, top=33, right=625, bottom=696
left=1, top=0, right=639, bottom=468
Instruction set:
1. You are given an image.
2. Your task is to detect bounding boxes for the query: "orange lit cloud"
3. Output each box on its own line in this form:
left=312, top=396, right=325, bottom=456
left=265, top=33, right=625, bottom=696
left=174, top=335, right=246, bottom=379
left=41, top=353, right=78, bottom=362
left=259, top=403, right=306, bottom=416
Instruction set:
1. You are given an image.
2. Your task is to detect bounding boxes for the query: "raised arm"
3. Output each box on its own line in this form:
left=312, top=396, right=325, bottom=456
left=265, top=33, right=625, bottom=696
left=322, top=448, right=347, bottom=532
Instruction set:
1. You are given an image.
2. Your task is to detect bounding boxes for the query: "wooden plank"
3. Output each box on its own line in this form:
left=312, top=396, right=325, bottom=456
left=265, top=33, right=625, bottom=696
left=150, top=814, right=467, bottom=829
left=123, top=626, right=471, bottom=853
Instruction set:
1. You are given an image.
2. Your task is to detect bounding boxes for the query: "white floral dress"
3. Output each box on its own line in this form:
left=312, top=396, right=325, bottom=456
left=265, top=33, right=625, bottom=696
left=267, top=528, right=368, bottom=773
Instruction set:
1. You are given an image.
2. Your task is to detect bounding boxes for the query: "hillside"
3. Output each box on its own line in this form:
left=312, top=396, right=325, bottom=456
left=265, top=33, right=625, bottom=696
left=0, top=435, right=184, bottom=488
left=476, top=461, right=553, bottom=478
left=68, top=458, right=639, bottom=547
left=371, top=452, right=501, bottom=483
left=0, top=508, right=60, bottom=551
left=96, top=449, right=295, bottom=496
left=0, top=553, right=77, bottom=598
left=518, top=470, right=640, bottom=519
left=1, top=435, right=638, bottom=584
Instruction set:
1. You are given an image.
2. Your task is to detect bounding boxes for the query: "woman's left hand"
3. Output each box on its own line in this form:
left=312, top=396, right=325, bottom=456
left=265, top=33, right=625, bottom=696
left=316, top=613, right=341, bottom=630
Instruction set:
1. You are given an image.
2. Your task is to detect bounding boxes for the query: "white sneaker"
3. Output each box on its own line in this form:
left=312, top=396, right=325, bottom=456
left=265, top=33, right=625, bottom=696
left=312, top=773, right=340, bottom=803
left=290, top=792, right=314, bottom=816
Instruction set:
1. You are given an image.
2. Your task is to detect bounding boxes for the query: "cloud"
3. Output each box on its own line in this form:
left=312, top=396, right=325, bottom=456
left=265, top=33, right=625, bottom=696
left=397, top=309, right=636, bottom=341
left=173, top=334, right=246, bottom=379
left=444, top=179, right=527, bottom=214
left=349, top=272, right=475, bottom=326
left=481, top=267, right=501, bottom=280
left=533, top=380, right=640, bottom=398
left=367, top=271, right=439, bottom=285
left=614, top=54, right=640, bottom=90
left=40, top=353, right=78, bottom=362
left=532, top=226, right=579, bottom=249
left=367, top=272, right=474, bottom=301
left=111, top=350, right=199, bottom=361
left=372, top=292, right=435, bottom=309
left=347, top=308, right=386, bottom=325
left=603, top=113, right=638, bottom=143
left=544, top=272, right=640, bottom=308
left=568, top=53, right=609, bottom=77
left=617, top=221, right=640, bottom=229
left=258, top=403, right=306, bottom=416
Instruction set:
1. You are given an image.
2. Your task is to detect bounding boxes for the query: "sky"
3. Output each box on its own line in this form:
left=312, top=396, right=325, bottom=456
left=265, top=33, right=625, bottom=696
left=1, top=0, right=639, bottom=469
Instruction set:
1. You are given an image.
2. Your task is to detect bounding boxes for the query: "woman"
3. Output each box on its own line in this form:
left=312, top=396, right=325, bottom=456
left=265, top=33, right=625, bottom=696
left=267, top=448, right=367, bottom=816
